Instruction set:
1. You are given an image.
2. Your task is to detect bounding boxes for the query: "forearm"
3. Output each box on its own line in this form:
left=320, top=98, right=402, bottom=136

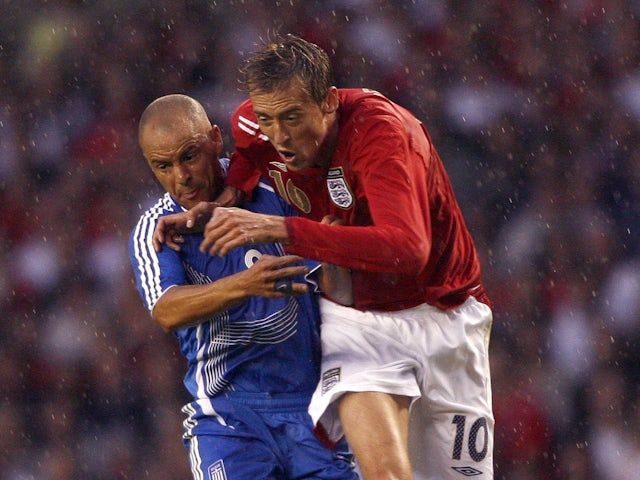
left=285, top=217, right=429, bottom=275
left=152, top=277, right=248, bottom=332
left=151, top=254, right=309, bottom=332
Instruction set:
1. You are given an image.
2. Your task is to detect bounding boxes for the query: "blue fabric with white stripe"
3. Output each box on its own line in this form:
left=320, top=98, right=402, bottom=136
left=130, top=166, right=357, bottom=479
left=129, top=178, right=321, bottom=400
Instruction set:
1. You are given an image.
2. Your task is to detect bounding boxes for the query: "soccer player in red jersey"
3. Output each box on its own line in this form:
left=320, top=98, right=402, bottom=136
left=191, top=34, right=494, bottom=480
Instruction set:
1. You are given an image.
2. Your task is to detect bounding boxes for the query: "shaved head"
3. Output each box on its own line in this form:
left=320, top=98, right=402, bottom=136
left=139, top=94, right=211, bottom=152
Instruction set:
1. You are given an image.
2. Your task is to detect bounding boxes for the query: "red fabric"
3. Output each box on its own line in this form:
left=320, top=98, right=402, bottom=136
left=228, top=89, right=488, bottom=311
left=313, top=422, right=338, bottom=450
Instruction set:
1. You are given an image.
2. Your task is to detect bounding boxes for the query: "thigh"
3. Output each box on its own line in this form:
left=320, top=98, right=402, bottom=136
left=338, top=391, right=413, bottom=480
left=309, top=299, right=422, bottom=443
left=409, top=398, right=494, bottom=480
left=410, top=298, right=494, bottom=479
left=186, top=432, right=283, bottom=480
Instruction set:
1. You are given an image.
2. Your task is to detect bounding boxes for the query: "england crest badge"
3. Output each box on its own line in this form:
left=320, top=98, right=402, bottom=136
left=327, top=167, right=354, bottom=209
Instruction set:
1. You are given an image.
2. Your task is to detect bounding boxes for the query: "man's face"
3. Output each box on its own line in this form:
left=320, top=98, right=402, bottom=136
left=250, top=83, right=338, bottom=171
left=141, top=122, right=223, bottom=209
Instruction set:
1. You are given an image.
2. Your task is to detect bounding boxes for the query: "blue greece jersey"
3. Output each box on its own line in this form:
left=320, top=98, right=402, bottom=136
left=129, top=174, right=357, bottom=479
left=129, top=180, right=321, bottom=401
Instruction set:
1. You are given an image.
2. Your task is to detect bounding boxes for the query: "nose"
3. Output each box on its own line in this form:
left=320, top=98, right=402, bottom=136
left=175, top=163, right=191, bottom=184
left=271, top=121, right=290, bottom=145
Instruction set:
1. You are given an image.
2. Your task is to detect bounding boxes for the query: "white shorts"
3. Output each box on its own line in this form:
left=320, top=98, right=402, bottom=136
left=309, top=296, right=494, bottom=480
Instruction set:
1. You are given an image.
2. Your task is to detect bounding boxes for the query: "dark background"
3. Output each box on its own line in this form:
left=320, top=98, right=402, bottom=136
left=1, top=1, right=639, bottom=478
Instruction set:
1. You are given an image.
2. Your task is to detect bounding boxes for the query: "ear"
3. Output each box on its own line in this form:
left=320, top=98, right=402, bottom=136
left=209, top=125, right=223, bottom=156
left=322, top=87, right=339, bottom=114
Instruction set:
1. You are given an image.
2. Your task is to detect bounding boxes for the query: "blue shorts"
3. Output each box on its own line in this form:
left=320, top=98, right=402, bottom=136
left=182, top=392, right=357, bottom=480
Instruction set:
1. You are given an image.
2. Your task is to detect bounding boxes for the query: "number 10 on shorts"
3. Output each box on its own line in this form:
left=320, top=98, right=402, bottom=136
left=451, top=415, right=489, bottom=462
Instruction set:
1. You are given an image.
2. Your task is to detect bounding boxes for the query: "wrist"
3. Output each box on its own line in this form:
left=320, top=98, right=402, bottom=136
left=276, top=216, right=291, bottom=244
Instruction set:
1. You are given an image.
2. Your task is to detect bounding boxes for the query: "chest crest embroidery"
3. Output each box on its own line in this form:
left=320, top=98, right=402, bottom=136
left=327, top=167, right=354, bottom=209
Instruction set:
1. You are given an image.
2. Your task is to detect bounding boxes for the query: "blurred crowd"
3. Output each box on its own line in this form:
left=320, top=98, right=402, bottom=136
left=1, top=0, right=640, bottom=478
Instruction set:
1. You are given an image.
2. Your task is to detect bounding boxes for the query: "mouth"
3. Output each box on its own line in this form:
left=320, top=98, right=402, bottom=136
left=278, top=150, right=296, bottom=163
left=181, top=188, right=200, bottom=201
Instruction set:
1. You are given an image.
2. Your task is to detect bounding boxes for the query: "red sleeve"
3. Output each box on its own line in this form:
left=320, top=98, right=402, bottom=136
left=285, top=218, right=428, bottom=275
left=226, top=149, right=261, bottom=200
left=285, top=115, right=432, bottom=275
left=226, top=100, right=264, bottom=199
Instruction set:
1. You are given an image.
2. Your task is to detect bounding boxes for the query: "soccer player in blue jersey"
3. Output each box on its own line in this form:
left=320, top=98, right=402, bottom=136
left=128, top=94, right=357, bottom=479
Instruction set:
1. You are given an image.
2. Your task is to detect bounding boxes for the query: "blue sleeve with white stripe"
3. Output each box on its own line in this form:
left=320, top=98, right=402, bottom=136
left=129, top=193, right=187, bottom=312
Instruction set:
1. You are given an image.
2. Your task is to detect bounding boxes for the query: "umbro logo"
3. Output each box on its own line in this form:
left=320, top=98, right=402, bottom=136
left=269, top=161, right=287, bottom=171
left=451, top=466, right=483, bottom=476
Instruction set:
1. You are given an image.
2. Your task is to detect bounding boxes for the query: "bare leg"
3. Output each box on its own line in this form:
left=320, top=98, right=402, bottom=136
left=338, top=391, right=413, bottom=480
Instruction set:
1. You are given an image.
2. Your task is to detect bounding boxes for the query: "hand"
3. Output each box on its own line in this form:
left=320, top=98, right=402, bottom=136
left=321, top=214, right=343, bottom=226
left=151, top=253, right=310, bottom=332
left=214, top=185, right=246, bottom=207
left=200, top=207, right=289, bottom=256
left=153, top=201, right=216, bottom=252
left=242, top=254, right=310, bottom=298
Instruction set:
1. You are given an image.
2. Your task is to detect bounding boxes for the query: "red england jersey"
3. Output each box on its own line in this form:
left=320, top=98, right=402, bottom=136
left=228, top=89, right=489, bottom=311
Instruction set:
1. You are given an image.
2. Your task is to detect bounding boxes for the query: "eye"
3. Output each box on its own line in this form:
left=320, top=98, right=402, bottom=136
left=257, top=115, right=273, bottom=127
left=285, top=112, right=302, bottom=125
left=182, top=148, right=199, bottom=162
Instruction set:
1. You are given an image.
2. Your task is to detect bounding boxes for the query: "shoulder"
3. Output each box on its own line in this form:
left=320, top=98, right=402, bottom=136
left=231, top=98, right=255, bottom=127
left=232, top=98, right=254, bottom=118
left=136, top=192, right=181, bottom=221
left=231, top=99, right=270, bottom=145
left=339, top=88, right=406, bottom=129
left=339, top=88, right=394, bottom=111
left=340, top=89, right=426, bottom=142
left=130, top=193, right=180, bottom=239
